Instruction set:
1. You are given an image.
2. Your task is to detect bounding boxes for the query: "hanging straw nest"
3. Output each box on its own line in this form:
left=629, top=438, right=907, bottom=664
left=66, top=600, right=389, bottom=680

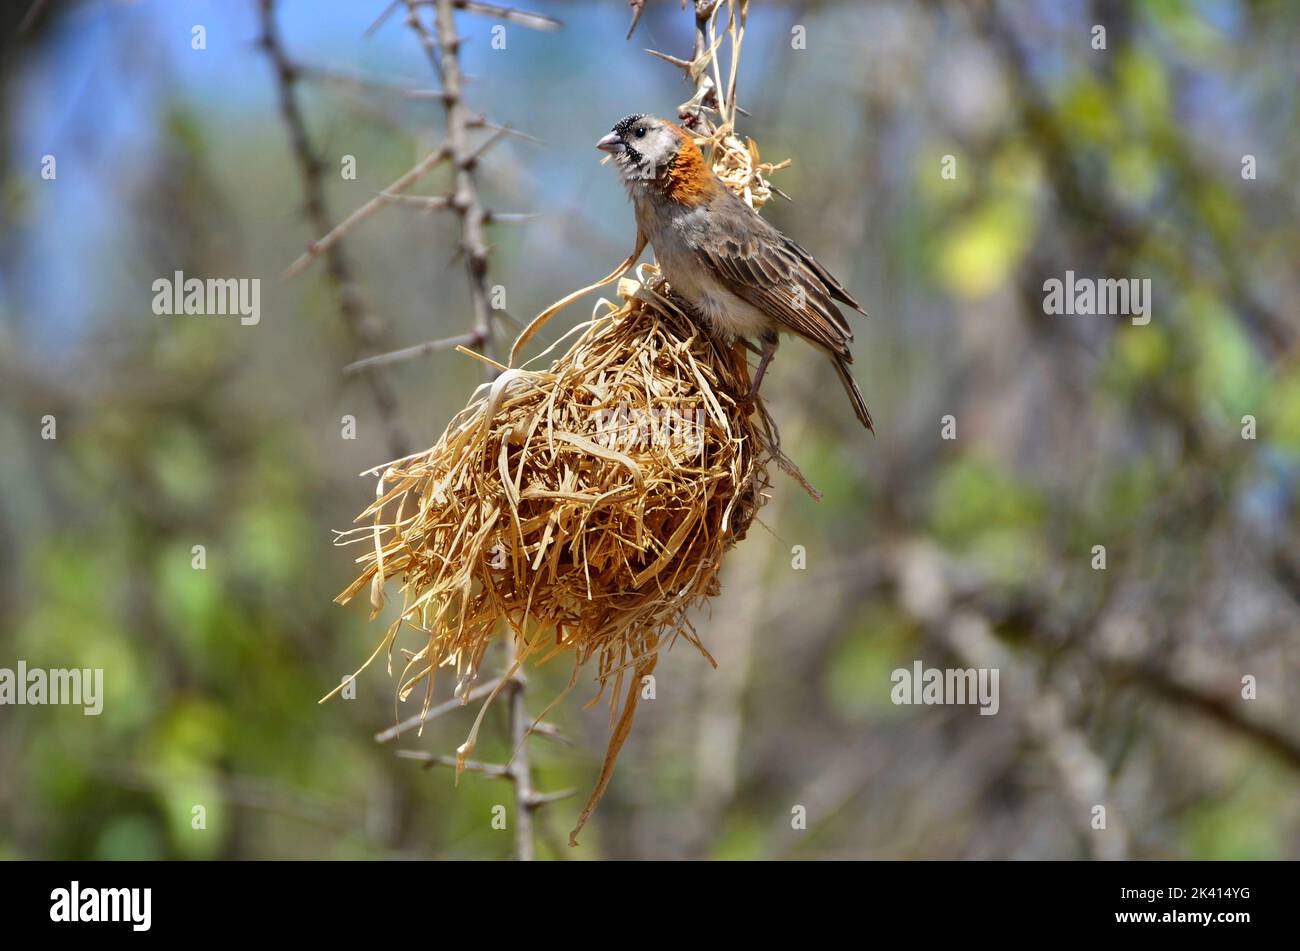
left=333, top=262, right=813, bottom=842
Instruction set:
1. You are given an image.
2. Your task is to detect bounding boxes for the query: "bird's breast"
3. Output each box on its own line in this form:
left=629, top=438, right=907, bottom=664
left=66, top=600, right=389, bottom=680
left=632, top=197, right=771, bottom=340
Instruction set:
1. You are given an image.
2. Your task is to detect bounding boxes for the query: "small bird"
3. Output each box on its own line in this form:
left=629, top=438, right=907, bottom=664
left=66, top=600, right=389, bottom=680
left=597, top=113, right=873, bottom=430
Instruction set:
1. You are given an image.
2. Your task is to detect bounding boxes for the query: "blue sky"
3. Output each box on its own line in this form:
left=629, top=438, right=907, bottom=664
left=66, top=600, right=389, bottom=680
left=8, top=0, right=791, bottom=348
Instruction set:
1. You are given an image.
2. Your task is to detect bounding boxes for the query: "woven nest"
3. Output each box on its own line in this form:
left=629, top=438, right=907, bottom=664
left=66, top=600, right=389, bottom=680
left=334, top=264, right=812, bottom=841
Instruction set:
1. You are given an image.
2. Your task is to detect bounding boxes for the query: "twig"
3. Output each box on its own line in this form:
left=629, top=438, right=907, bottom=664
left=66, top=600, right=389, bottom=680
left=462, top=123, right=512, bottom=166
left=469, top=116, right=548, bottom=145
left=396, top=751, right=511, bottom=776
left=291, top=61, right=444, bottom=99
left=344, top=331, right=480, bottom=375
left=374, top=676, right=504, bottom=742
left=259, top=0, right=411, bottom=458
left=281, top=144, right=451, bottom=280
left=365, top=0, right=404, bottom=37
left=413, top=0, right=561, bottom=31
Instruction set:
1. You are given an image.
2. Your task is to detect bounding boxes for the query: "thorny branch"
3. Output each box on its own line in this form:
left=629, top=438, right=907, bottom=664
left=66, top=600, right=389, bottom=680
left=259, top=0, right=411, bottom=458
left=405, top=0, right=498, bottom=366
left=400, top=0, right=558, bottom=861
left=267, top=0, right=561, bottom=859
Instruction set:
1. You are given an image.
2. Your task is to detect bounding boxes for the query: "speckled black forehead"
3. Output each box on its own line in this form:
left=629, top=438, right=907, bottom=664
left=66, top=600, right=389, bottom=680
left=613, top=114, right=648, bottom=137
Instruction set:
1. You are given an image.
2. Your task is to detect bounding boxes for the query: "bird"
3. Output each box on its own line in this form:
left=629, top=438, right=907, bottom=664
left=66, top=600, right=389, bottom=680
left=596, top=113, right=873, bottom=431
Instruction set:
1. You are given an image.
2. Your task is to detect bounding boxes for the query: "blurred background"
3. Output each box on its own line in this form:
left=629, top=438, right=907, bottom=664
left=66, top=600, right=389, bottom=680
left=1, top=0, right=1298, bottom=860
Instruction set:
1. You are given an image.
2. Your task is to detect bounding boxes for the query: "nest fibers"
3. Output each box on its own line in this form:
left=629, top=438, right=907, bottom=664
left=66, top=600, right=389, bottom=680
left=332, top=263, right=814, bottom=843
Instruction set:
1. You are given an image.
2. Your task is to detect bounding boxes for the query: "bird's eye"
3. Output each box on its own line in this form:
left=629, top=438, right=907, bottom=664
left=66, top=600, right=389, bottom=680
left=635, top=127, right=647, bottom=138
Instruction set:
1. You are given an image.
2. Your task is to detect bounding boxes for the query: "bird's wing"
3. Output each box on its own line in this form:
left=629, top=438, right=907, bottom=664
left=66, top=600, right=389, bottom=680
left=780, top=235, right=868, bottom=317
left=692, top=197, right=858, bottom=357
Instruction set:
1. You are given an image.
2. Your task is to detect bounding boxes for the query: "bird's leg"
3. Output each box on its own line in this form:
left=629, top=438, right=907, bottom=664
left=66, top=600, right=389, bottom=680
left=744, top=331, right=779, bottom=402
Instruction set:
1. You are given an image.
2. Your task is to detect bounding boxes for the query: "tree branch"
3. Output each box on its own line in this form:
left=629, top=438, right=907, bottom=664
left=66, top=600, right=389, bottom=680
left=258, top=0, right=411, bottom=458
left=403, top=0, right=545, bottom=861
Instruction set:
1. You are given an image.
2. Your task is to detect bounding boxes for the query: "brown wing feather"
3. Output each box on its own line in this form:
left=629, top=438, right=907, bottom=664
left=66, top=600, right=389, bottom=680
left=692, top=194, right=861, bottom=358
left=781, top=235, right=867, bottom=316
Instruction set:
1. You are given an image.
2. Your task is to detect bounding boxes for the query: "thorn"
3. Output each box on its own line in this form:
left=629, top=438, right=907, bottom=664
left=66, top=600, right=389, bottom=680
left=644, top=47, right=693, bottom=71
left=525, top=788, right=579, bottom=808
left=529, top=721, right=572, bottom=745
left=626, top=0, right=647, bottom=40
left=484, top=211, right=540, bottom=223
left=452, top=1, right=561, bottom=32
left=376, top=192, right=454, bottom=213
left=469, top=117, right=547, bottom=146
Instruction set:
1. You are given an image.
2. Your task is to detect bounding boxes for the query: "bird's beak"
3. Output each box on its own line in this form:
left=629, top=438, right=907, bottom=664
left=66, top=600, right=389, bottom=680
left=595, top=132, right=626, bottom=154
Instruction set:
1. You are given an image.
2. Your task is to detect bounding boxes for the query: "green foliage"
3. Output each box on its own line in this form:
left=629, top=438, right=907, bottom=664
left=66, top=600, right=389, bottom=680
left=929, top=456, right=1047, bottom=582
left=1186, top=290, right=1262, bottom=420
left=1180, top=768, right=1289, bottom=860
left=824, top=606, right=914, bottom=722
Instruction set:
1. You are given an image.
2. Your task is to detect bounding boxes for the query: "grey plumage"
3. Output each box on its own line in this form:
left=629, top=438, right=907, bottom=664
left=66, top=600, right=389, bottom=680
left=599, top=114, right=873, bottom=431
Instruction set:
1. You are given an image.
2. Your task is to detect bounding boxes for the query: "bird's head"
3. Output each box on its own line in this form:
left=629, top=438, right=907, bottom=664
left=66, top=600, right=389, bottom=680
left=597, top=114, right=714, bottom=202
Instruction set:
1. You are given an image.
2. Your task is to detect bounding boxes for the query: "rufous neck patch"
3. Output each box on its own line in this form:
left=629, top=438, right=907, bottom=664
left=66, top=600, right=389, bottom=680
left=659, top=129, right=719, bottom=206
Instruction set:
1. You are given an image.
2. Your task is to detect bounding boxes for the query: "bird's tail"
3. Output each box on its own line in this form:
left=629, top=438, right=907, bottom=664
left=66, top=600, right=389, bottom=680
left=832, top=356, right=874, bottom=432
